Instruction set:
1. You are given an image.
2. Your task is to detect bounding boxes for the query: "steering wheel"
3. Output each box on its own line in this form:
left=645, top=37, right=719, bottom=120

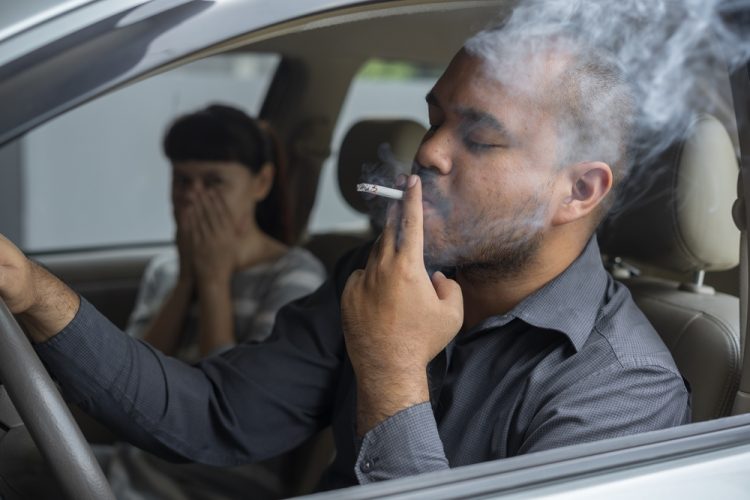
left=0, top=299, right=115, bottom=500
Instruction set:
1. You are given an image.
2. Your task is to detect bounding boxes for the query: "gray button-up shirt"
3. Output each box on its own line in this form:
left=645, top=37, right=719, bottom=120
left=36, top=237, right=690, bottom=490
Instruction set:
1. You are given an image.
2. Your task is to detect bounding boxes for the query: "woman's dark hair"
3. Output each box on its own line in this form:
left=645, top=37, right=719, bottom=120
left=163, top=104, right=292, bottom=244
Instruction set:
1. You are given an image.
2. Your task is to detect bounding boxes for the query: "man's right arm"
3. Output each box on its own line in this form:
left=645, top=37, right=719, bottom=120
left=35, top=287, right=346, bottom=464
left=0, top=233, right=355, bottom=465
left=0, top=234, right=79, bottom=342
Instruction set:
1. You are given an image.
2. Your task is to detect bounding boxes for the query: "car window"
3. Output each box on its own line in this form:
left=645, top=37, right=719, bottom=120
left=307, top=59, right=442, bottom=233
left=0, top=52, right=279, bottom=253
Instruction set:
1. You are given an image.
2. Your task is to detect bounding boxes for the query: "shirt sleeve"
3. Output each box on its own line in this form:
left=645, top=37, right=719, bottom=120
left=355, top=402, right=449, bottom=484
left=33, top=246, right=366, bottom=466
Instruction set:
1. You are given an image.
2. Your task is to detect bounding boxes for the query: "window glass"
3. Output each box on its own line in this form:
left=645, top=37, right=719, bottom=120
left=307, top=59, right=442, bottom=233
left=9, top=52, right=278, bottom=252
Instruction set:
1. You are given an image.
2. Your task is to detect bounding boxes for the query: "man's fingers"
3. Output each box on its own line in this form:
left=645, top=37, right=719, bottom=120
left=342, top=269, right=365, bottom=301
left=399, top=175, right=424, bottom=258
left=431, top=271, right=464, bottom=315
left=379, top=202, right=400, bottom=258
left=365, top=235, right=383, bottom=271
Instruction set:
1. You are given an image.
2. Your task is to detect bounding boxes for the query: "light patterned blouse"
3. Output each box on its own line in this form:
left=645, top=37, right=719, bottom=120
left=126, top=246, right=326, bottom=363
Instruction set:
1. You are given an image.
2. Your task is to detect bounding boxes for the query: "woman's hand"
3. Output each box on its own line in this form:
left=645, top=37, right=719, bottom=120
left=188, top=191, right=244, bottom=287
left=175, top=207, right=196, bottom=284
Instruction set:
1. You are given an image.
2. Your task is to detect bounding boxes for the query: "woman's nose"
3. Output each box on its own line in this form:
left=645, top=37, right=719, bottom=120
left=178, top=180, right=204, bottom=200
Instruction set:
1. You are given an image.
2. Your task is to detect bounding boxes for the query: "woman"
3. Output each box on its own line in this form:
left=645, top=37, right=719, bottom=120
left=108, top=104, right=326, bottom=500
left=126, top=104, right=325, bottom=363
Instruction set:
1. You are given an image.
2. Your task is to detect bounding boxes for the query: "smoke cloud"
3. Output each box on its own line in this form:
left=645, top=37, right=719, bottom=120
left=466, top=0, right=750, bottom=214
left=357, top=0, right=750, bottom=272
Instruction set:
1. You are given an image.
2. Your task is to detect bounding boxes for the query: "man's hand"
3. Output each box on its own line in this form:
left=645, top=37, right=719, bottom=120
left=188, top=191, right=244, bottom=287
left=0, top=234, right=78, bottom=342
left=341, top=175, right=463, bottom=435
left=0, top=234, right=37, bottom=314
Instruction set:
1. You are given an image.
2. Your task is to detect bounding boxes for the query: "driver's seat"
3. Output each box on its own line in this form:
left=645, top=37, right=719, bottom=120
left=598, top=114, right=741, bottom=422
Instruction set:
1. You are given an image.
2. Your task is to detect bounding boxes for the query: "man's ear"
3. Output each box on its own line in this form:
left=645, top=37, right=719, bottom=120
left=551, top=161, right=613, bottom=226
left=252, top=163, right=275, bottom=201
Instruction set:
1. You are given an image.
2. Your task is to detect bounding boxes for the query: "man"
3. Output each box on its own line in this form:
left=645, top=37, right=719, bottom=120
left=0, top=28, right=688, bottom=490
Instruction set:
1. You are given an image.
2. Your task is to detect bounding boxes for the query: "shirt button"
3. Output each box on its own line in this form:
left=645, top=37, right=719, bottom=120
left=360, top=459, right=373, bottom=473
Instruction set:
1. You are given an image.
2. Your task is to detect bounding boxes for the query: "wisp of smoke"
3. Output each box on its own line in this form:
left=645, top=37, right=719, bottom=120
left=466, top=0, right=750, bottom=217
left=357, top=0, right=750, bottom=272
left=358, top=142, right=412, bottom=228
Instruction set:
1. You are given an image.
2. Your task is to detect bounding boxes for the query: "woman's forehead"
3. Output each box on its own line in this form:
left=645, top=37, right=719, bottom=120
left=172, top=160, right=248, bottom=174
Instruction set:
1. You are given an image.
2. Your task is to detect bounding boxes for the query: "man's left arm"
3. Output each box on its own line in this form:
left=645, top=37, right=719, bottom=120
left=517, top=362, right=690, bottom=455
left=341, top=174, right=463, bottom=483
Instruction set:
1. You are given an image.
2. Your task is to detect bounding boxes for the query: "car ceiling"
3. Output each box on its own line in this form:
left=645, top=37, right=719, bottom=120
left=0, top=0, right=514, bottom=146
left=247, top=1, right=514, bottom=65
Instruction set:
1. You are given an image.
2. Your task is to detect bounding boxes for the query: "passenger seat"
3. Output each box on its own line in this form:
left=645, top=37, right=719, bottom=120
left=598, top=114, right=741, bottom=422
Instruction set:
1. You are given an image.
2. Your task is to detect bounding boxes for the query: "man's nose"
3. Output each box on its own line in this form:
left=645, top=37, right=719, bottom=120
left=415, top=129, right=453, bottom=175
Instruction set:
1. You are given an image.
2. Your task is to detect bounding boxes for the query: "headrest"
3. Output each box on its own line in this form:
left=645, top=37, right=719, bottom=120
left=599, top=114, right=740, bottom=273
left=337, top=119, right=427, bottom=214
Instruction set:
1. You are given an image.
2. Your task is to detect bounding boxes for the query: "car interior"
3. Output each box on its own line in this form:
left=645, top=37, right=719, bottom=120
left=599, top=113, right=741, bottom=423
left=0, top=0, right=749, bottom=498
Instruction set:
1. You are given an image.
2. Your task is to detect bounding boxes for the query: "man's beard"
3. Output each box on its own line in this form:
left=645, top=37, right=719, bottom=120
left=419, top=170, right=548, bottom=281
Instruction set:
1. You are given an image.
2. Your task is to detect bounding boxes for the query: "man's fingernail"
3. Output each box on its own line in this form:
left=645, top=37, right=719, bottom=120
left=408, top=175, right=418, bottom=188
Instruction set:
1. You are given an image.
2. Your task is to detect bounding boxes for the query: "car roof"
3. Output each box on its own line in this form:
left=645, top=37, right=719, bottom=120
left=0, top=0, right=510, bottom=145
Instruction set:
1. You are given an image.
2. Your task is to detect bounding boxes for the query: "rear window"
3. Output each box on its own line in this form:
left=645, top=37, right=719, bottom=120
left=0, top=52, right=279, bottom=252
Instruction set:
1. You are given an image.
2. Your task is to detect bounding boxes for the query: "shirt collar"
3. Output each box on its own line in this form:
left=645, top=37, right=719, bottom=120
left=508, top=236, right=608, bottom=352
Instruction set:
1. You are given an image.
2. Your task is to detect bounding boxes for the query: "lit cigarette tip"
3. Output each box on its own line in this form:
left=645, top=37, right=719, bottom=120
left=356, top=183, right=404, bottom=200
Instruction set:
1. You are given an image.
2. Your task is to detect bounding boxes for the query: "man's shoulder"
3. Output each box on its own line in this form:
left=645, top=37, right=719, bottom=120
left=588, top=276, right=681, bottom=377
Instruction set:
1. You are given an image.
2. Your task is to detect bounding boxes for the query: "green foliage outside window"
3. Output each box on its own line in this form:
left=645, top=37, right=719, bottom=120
left=358, top=59, right=442, bottom=80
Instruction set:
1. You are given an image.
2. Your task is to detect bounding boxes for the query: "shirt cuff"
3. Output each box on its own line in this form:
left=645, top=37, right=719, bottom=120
left=34, top=298, right=130, bottom=405
left=355, top=401, right=449, bottom=484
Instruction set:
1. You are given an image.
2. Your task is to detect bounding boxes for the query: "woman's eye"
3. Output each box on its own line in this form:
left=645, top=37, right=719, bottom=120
left=173, top=175, right=190, bottom=188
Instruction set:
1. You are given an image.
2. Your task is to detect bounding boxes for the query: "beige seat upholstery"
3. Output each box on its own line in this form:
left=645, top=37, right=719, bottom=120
left=303, top=119, right=426, bottom=272
left=599, top=114, right=741, bottom=422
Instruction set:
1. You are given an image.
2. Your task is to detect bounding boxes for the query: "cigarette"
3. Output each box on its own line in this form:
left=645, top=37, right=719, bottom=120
left=356, top=183, right=404, bottom=200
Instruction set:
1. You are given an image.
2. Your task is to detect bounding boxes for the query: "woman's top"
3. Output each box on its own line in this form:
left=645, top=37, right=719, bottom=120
left=126, top=246, right=326, bottom=363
